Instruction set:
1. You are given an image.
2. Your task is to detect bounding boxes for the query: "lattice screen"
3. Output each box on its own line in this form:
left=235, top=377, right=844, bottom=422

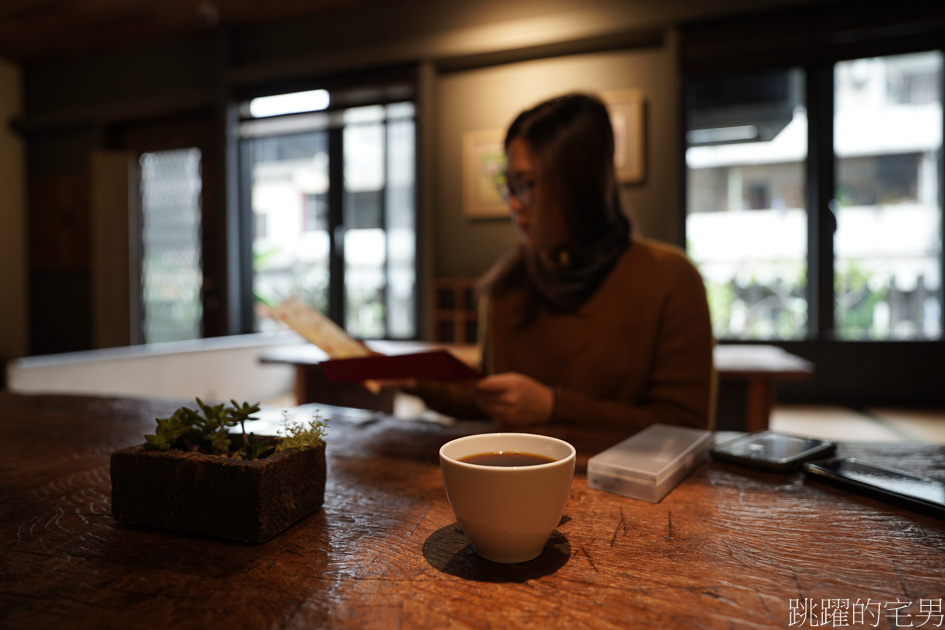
left=139, top=148, right=203, bottom=344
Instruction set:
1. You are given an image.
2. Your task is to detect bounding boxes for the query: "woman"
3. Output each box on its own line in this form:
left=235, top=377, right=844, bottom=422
left=413, top=93, right=714, bottom=430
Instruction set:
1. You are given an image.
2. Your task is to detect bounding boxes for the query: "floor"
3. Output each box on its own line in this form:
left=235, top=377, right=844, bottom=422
left=771, top=405, right=945, bottom=444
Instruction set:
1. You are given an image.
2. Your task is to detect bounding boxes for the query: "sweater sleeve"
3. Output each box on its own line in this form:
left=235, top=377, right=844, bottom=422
left=552, top=255, right=714, bottom=431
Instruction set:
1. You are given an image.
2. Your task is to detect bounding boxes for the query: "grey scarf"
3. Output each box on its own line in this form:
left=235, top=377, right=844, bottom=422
left=525, top=212, right=631, bottom=312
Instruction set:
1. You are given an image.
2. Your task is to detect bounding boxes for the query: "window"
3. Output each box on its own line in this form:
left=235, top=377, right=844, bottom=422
left=240, top=89, right=417, bottom=340
left=833, top=53, right=942, bottom=340
left=685, top=52, right=943, bottom=343
left=686, top=69, right=808, bottom=340
left=342, top=103, right=417, bottom=339
left=138, top=148, right=204, bottom=344
left=246, top=129, right=332, bottom=317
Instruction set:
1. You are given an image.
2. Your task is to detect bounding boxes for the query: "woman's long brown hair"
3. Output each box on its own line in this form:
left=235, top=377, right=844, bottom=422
left=480, top=93, right=632, bottom=305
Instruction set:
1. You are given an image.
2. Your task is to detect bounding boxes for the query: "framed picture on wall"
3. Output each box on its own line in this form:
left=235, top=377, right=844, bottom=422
left=602, top=89, right=646, bottom=184
left=462, top=129, right=507, bottom=219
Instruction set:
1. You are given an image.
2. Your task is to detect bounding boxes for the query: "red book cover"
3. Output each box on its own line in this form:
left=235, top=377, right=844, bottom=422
left=319, top=349, right=483, bottom=383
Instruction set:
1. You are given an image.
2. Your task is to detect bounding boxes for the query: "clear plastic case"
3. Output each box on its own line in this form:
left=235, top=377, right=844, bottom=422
left=587, top=423, right=712, bottom=503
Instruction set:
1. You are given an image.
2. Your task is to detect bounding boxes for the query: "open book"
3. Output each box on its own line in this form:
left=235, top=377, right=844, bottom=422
left=268, top=296, right=371, bottom=359
left=267, top=296, right=482, bottom=382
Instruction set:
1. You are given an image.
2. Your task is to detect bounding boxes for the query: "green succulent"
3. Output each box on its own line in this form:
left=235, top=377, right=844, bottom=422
left=239, top=433, right=276, bottom=460
left=143, top=399, right=325, bottom=459
left=144, top=398, right=261, bottom=456
left=276, top=410, right=328, bottom=452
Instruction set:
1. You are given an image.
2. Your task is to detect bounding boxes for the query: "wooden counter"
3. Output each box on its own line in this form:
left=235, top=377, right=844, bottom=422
left=1, top=392, right=941, bottom=630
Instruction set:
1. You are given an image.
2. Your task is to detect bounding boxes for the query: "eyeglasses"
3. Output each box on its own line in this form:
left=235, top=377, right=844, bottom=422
left=495, top=174, right=536, bottom=208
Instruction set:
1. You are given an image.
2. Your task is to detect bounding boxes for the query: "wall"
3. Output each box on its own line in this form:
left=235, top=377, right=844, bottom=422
left=434, top=42, right=679, bottom=278
left=0, top=59, right=27, bottom=363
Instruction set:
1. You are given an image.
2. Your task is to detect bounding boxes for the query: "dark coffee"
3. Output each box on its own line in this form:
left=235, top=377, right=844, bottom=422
left=459, top=451, right=557, bottom=467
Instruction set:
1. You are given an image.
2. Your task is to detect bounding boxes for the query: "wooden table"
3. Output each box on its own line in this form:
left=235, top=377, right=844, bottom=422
left=2, top=392, right=942, bottom=630
left=262, top=341, right=814, bottom=432
left=714, top=344, right=815, bottom=433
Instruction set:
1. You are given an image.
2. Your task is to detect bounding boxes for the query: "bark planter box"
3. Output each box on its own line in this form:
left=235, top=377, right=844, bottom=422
left=110, top=439, right=326, bottom=543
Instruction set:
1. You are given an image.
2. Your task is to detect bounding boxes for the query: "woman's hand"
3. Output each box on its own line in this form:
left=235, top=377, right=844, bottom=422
left=474, top=372, right=554, bottom=425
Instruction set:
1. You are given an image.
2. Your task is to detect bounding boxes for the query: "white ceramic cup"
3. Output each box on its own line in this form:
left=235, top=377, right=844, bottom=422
left=439, top=433, right=576, bottom=563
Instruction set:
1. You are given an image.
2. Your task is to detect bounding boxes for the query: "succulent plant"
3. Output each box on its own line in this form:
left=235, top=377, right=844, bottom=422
left=144, top=398, right=326, bottom=460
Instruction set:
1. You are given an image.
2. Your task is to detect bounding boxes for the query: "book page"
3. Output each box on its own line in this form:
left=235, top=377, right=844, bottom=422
left=268, top=295, right=371, bottom=359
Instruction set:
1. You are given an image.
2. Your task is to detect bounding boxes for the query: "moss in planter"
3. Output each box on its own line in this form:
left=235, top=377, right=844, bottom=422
left=111, top=438, right=326, bottom=543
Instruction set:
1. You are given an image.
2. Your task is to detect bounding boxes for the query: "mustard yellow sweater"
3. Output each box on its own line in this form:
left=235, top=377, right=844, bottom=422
left=416, top=237, right=714, bottom=430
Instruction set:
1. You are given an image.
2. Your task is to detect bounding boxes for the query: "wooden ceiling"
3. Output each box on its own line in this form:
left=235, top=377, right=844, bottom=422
left=0, top=0, right=384, bottom=64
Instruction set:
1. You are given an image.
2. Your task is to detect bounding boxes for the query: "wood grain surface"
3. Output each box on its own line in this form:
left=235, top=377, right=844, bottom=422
left=1, top=392, right=943, bottom=630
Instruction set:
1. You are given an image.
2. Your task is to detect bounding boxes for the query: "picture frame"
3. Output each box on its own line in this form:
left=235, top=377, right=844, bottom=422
left=462, top=129, right=507, bottom=219
left=602, top=89, right=646, bottom=184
